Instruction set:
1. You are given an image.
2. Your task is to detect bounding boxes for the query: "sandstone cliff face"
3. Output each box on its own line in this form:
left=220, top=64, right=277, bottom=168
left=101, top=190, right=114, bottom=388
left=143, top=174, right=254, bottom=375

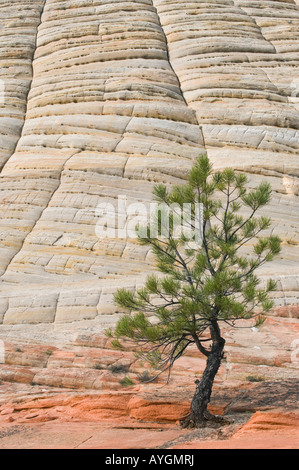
left=0, top=1, right=298, bottom=398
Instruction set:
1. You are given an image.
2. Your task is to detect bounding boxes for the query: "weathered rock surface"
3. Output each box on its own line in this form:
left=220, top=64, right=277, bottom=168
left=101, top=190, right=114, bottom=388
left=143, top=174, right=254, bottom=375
left=0, top=1, right=46, bottom=170
left=0, top=0, right=298, bottom=326
left=0, top=379, right=298, bottom=448
left=0, top=0, right=299, bottom=449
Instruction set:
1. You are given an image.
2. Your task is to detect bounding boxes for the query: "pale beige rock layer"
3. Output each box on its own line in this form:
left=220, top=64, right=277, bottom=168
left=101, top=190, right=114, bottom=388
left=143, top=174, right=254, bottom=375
left=154, top=0, right=299, bottom=307
left=0, top=0, right=298, bottom=330
left=0, top=0, right=46, bottom=170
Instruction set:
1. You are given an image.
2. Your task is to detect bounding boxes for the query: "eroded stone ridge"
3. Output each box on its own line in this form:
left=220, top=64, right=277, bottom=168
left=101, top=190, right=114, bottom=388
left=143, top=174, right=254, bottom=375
left=0, top=0, right=298, bottom=328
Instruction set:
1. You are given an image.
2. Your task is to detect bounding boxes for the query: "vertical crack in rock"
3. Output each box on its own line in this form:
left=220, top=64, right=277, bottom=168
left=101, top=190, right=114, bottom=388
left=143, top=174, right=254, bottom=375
left=151, top=2, right=189, bottom=109
left=0, top=0, right=206, bottom=325
left=232, top=1, right=284, bottom=99
left=151, top=0, right=207, bottom=152
left=0, top=0, right=55, bottom=280
left=234, top=1, right=278, bottom=54
left=6, top=0, right=48, bottom=168
left=0, top=149, right=78, bottom=282
left=0, top=0, right=47, bottom=172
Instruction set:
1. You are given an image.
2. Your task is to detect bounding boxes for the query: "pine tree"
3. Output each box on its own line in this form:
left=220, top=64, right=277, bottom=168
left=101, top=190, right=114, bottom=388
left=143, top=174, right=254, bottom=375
left=109, top=155, right=281, bottom=428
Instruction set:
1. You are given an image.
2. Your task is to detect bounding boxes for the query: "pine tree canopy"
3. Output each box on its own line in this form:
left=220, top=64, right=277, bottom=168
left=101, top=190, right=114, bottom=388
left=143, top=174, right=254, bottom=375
left=109, top=155, right=281, bottom=380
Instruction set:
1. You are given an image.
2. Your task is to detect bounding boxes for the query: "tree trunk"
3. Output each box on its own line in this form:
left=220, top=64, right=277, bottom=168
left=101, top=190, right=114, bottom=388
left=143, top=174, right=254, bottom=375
left=181, top=325, right=225, bottom=428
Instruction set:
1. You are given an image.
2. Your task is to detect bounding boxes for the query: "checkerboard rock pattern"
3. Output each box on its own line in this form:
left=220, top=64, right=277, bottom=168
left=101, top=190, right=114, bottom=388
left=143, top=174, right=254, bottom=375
left=0, top=1, right=298, bottom=388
